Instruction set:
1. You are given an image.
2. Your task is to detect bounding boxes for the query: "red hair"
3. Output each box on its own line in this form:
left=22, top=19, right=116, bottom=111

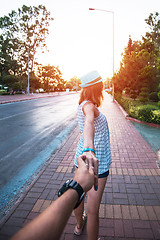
left=79, top=82, right=104, bottom=107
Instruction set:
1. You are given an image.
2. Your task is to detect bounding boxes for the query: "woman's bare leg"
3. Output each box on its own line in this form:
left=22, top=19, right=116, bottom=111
left=73, top=168, right=86, bottom=233
left=87, top=177, right=107, bottom=240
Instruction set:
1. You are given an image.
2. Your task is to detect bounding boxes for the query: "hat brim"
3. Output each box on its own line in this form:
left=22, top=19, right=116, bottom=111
left=80, top=78, right=104, bottom=88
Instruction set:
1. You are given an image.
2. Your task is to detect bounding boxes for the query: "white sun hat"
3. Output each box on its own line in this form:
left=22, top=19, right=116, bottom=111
left=80, top=71, right=103, bottom=88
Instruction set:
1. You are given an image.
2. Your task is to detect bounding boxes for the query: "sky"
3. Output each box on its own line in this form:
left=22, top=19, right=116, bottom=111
left=0, top=0, right=159, bottom=80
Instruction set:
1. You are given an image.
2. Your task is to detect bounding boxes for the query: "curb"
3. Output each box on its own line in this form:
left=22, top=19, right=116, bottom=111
left=0, top=91, right=78, bottom=104
left=0, top=123, right=78, bottom=228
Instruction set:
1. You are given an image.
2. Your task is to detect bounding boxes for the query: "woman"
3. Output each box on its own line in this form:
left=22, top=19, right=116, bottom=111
left=74, top=71, right=112, bottom=240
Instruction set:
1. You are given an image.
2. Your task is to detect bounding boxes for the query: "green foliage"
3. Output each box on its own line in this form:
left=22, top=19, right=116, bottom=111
left=38, top=65, right=66, bottom=92
left=132, top=105, right=159, bottom=123
left=66, top=76, right=81, bottom=91
left=115, top=93, right=160, bottom=124
left=139, top=92, right=148, bottom=98
left=149, top=92, right=159, bottom=102
left=115, top=92, right=131, bottom=113
left=65, top=82, right=72, bottom=90
left=130, top=90, right=137, bottom=100
left=114, top=12, right=160, bottom=95
left=0, top=5, right=54, bottom=92
left=0, top=89, right=10, bottom=95
left=124, top=87, right=130, bottom=94
left=13, top=82, right=22, bottom=91
left=152, top=110, right=160, bottom=123
left=141, top=87, right=149, bottom=92
left=139, top=97, right=148, bottom=103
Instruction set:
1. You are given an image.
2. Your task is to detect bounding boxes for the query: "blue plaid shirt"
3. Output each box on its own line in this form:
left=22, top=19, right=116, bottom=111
left=74, top=101, right=112, bottom=174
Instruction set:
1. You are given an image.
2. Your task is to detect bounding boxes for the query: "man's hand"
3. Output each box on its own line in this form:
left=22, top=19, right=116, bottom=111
left=73, top=156, right=95, bottom=192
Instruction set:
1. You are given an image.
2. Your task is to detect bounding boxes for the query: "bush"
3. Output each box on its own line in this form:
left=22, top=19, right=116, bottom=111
left=0, top=90, right=10, bottom=95
left=124, top=87, right=130, bottom=94
left=131, top=105, right=158, bottom=123
left=139, top=92, right=148, bottom=97
left=139, top=97, right=148, bottom=103
left=130, top=90, right=137, bottom=100
left=149, top=92, right=159, bottom=102
left=141, top=87, right=149, bottom=92
left=152, top=110, right=160, bottom=124
left=115, top=92, right=130, bottom=113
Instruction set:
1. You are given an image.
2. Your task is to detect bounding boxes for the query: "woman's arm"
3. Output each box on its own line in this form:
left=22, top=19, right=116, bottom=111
left=82, top=102, right=99, bottom=190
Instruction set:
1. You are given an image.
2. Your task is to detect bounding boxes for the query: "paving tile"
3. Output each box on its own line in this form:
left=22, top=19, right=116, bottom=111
left=153, top=206, right=160, bottom=220
left=113, top=205, right=122, bottom=219
left=137, top=206, right=149, bottom=220
left=99, top=204, right=105, bottom=218
left=150, top=221, right=160, bottom=239
left=145, top=206, right=157, bottom=220
left=105, top=205, right=114, bottom=219
left=123, top=219, right=134, bottom=238
left=99, top=226, right=114, bottom=237
left=134, top=228, right=154, bottom=239
left=121, top=205, right=131, bottom=219
left=114, top=219, right=124, bottom=237
left=132, top=219, right=150, bottom=228
left=31, top=199, right=45, bottom=212
left=130, top=205, right=139, bottom=220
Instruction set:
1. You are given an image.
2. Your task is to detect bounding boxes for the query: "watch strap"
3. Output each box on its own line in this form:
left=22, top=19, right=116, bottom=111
left=58, top=179, right=85, bottom=209
left=68, top=180, right=84, bottom=199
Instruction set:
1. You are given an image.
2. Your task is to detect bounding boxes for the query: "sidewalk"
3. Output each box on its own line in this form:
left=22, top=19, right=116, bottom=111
left=0, top=94, right=160, bottom=240
left=0, top=92, right=74, bottom=104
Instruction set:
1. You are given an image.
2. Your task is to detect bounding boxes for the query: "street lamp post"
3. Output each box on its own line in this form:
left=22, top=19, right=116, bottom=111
left=89, top=8, right=115, bottom=101
left=28, top=47, right=30, bottom=95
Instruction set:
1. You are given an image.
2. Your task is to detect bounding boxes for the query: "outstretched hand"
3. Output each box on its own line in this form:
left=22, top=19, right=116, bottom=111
left=82, top=151, right=99, bottom=191
left=73, top=156, right=95, bottom=192
left=75, top=153, right=99, bottom=191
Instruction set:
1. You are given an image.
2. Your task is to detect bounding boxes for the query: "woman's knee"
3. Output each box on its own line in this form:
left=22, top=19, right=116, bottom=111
left=87, top=201, right=99, bottom=215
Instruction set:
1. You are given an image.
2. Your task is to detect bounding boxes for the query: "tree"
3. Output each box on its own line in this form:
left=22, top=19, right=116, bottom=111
left=0, top=5, right=53, bottom=84
left=66, top=76, right=81, bottom=91
left=145, top=12, right=160, bottom=50
left=145, top=12, right=160, bottom=92
left=38, top=65, right=66, bottom=92
left=114, top=35, right=157, bottom=94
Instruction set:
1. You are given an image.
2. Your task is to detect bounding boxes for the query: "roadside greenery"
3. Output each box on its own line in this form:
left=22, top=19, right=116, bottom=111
left=114, top=12, right=160, bottom=98
left=115, top=92, right=160, bottom=124
left=113, top=12, right=160, bottom=124
left=0, top=5, right=68, bottom=93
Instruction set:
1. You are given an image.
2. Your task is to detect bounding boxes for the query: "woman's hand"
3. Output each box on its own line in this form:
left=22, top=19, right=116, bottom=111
left=73, top=155, right=95, bottom=192
left=82, top=151, right=99, bottom=191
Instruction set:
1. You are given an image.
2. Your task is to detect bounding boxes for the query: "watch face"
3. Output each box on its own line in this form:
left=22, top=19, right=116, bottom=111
left=58, top=180, right=70, bottom=197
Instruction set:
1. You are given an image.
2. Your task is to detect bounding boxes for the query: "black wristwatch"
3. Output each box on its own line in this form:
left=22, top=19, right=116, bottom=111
left=58, top=179, right=85, bottom=209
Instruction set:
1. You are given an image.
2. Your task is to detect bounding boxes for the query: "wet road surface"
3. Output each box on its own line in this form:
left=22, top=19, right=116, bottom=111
left=0, top=93, right=79, bottom=217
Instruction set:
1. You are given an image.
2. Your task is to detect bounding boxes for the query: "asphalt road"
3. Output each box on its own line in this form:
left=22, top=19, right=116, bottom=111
left=0, top=93, right=79, bottom=197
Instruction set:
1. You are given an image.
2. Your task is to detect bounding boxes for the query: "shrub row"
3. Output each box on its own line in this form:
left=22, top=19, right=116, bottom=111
left=130, top=105, right=160, bottom=124
left=115, top=93, right=160, bottom=124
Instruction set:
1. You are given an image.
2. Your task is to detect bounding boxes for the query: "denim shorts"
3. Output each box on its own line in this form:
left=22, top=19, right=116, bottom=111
left=98, top=170, right=109, bottom=178
left=75, top=165, right=109, bottom=179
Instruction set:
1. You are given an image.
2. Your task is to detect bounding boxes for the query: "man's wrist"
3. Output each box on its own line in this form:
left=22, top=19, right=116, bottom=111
left=58, top=179, right=85, bottom=209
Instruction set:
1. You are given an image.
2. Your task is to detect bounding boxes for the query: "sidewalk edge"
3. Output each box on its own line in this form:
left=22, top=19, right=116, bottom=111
left=0, top=123, right=78, bottom=228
